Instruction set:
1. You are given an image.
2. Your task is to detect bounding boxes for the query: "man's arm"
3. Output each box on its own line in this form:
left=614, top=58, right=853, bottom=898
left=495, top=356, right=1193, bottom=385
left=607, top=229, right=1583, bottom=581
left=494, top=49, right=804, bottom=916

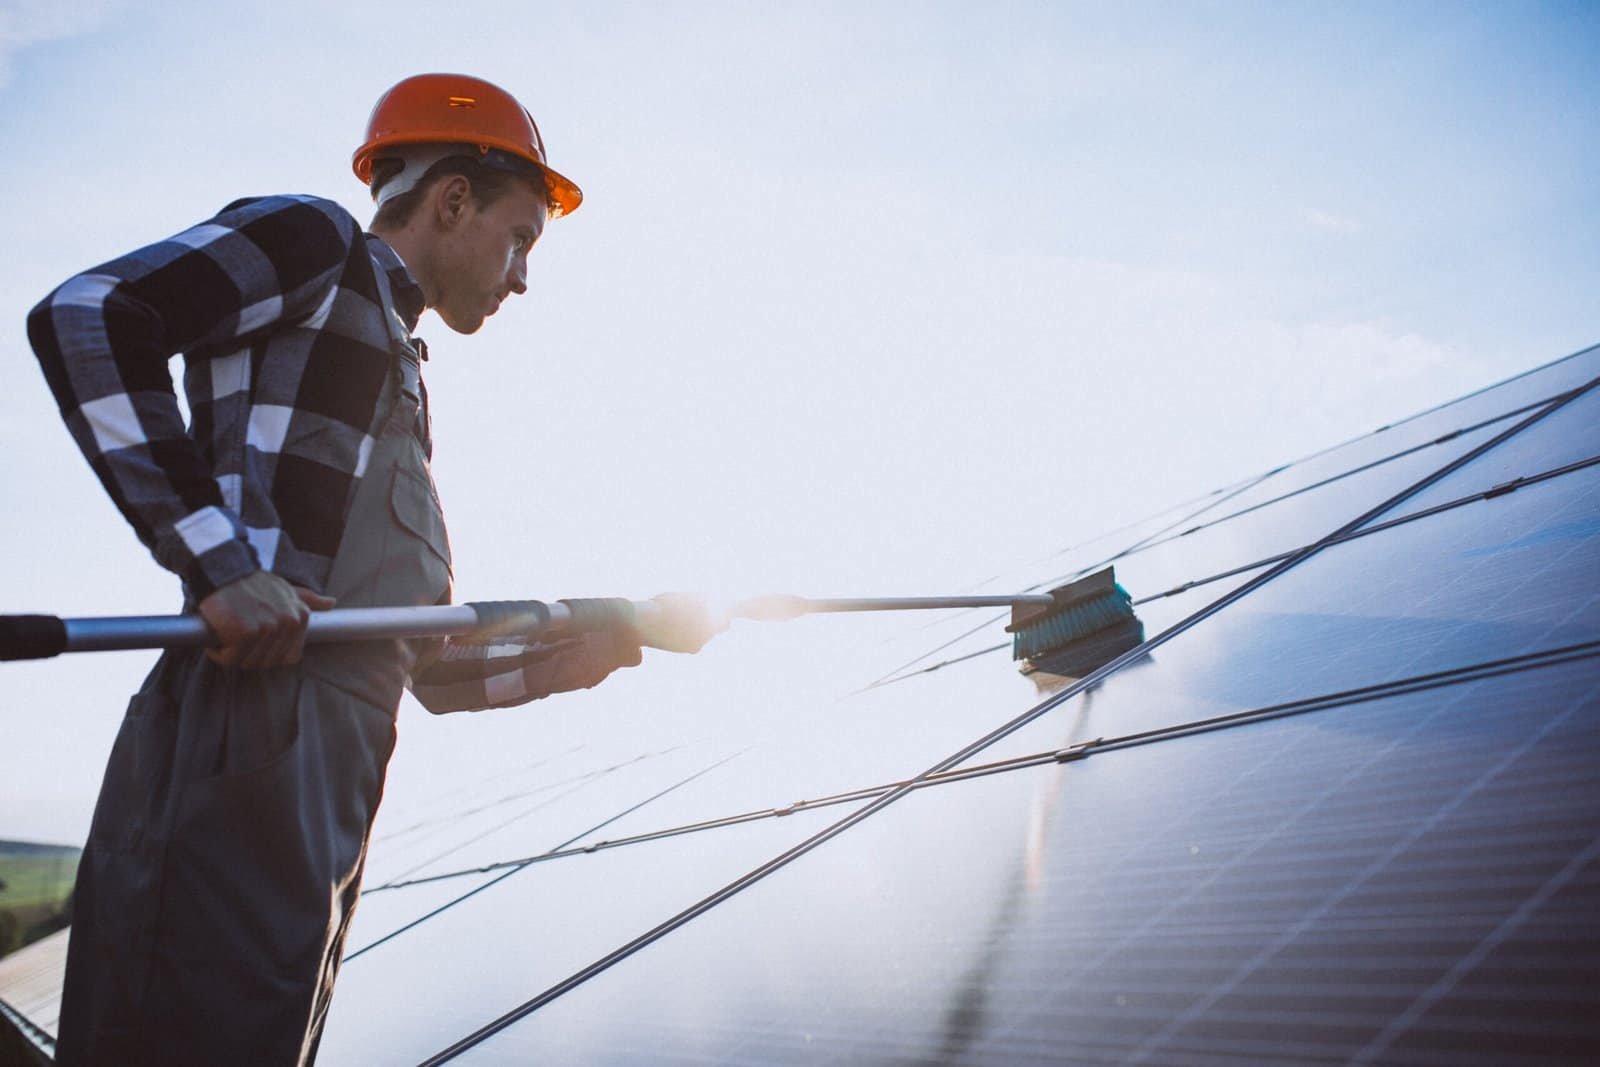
left=26, top=194, right=358, bottom=601
left=410, top=595, right=723, bottom=713
left=410, top=632, right=644, bottom=714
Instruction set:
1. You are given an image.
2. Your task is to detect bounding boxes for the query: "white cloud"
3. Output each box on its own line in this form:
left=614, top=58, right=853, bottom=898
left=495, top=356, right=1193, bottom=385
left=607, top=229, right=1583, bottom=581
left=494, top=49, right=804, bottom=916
left=1307, top=208, right=1364, bottom=233
left=1294, top=319, right=1458, bottom=383
left=0, top=0, right=123, bottom=86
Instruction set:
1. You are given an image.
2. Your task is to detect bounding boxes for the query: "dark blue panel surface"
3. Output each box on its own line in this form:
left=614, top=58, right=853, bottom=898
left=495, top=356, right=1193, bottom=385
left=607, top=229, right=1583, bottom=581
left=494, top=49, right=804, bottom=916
left=929, top=346, right=1599, bottom=627
left=1180, top=388, right=1554, bottom=535
left=1368, top=380, right=1600, bottom=525
left=317, top=794, right=858, bottom=1061
left=462, top=658, right=1600, bottom=1065
left=863, top=411, right=1519, bottom=692
left=881, top=362, right=1599, bottom=698
left=1033, top=345, right=1600, bottom=590
left=357, top=744, right=712, bottom=889
left=954, top=450, right=1600, bottom=770
left=1085, top=414, right=1509, bottom=601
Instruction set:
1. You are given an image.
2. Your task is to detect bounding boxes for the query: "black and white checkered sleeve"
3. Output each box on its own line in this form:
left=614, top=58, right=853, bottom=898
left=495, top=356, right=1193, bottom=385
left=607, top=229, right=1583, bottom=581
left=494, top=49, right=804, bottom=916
left=26, top=195, right=358, bottom=599
left=409, top=632, right=645, bottom=714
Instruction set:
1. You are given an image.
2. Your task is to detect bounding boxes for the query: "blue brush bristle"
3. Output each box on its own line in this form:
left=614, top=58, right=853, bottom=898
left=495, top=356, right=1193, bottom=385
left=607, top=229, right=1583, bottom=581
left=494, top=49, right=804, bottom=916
left=1012, top=583, right=1137, bottom=662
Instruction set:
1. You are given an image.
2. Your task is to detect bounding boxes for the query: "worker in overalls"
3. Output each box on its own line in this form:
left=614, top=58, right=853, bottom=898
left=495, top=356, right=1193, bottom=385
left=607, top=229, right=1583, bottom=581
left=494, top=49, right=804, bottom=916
left=27, top=73, right=718, bottom=1065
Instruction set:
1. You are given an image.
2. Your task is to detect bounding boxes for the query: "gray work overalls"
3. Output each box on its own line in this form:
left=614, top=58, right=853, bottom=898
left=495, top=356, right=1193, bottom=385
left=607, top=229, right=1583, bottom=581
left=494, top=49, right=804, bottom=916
left=57, top=294, right=448, bottom=1066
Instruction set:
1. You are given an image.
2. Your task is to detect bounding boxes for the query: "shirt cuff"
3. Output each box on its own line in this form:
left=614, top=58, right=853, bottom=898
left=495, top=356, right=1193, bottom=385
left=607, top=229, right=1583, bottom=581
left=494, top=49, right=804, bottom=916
left=154, top=505, right=262, bottom=600
left=582, top=629, right=643, bottom=674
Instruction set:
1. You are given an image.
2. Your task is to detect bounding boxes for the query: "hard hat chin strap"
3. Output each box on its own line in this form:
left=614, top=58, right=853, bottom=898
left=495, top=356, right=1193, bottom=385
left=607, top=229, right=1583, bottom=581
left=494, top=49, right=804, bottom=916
left=371, top=144, right=470, bottom=208
left=372, top=144, right=548, bottom=210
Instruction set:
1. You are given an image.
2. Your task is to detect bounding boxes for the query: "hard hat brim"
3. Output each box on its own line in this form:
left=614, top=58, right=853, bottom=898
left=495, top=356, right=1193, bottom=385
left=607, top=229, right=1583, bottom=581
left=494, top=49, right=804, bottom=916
left=353, top=132, right=583, bottom=219
left=541, top=165, right=582, bottom=220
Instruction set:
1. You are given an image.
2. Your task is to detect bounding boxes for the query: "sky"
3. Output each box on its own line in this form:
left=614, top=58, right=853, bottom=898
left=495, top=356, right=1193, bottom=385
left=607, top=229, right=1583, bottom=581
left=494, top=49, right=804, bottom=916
left=1, top=0, right=1597, bottom=845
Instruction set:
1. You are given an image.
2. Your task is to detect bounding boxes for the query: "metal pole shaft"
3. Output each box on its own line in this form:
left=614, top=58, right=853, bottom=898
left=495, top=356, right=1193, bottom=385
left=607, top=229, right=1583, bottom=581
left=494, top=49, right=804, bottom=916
left=61, top=602, right=578, bottom=654
left=797, top=594, right=1055, bottom=613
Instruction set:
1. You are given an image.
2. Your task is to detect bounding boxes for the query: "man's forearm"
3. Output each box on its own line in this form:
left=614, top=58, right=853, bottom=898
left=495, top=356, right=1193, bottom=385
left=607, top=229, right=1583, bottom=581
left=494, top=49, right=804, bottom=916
left=409, top=631, right=644, bottom=713
left=27, top=279, right=261, bottom=598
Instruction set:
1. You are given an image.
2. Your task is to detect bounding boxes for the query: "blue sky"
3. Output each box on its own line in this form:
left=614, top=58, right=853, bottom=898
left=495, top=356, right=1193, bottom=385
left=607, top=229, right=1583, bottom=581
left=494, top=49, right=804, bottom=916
left=1, top=0, right=1597, bottom=843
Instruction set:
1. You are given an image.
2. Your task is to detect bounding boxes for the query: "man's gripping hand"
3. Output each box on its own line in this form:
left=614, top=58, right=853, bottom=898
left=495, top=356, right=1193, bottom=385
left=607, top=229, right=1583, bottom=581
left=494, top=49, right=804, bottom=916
left=199, top=571, right=337, bottom=669
left=633, top=593, right=727, bottom=655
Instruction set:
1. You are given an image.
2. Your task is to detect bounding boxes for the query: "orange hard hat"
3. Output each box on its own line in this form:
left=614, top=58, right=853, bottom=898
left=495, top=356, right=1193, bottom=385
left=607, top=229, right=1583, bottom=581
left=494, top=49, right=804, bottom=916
left=353, top=73, right=582, bottom=219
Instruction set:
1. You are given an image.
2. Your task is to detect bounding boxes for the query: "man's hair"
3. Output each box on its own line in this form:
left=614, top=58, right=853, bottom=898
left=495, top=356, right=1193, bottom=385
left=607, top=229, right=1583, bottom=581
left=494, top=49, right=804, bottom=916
left=370, top=154, right=544, bottom=229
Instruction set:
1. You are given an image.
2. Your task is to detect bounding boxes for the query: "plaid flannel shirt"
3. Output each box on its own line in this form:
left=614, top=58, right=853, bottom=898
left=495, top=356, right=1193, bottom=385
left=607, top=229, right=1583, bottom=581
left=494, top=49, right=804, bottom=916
left=28, top=193, right=639, bottom=712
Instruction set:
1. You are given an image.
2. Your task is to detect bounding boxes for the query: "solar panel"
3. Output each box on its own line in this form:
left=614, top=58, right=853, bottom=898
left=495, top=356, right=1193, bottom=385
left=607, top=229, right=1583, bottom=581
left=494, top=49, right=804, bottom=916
left=356, top=744, right=731, bottom=891
left=870, top=388, right=1600, bottom=729
left=1369, top=380, right=1600, bottom=524
left=1067, top=413, right=1511, bottom=600
left=299, top=351, right=1600, bottom=1062
left=318, top=790, right=859, bottom=1059
left=1149, top=392, right=1555, bottom=542
left=949, top=453, right=1600, bottom=770
left=1123, top=342, right=1600, bottom=543
left=451, top=655, right=1600, bottom=1064
left=859, top=384, right=1593, bottom=692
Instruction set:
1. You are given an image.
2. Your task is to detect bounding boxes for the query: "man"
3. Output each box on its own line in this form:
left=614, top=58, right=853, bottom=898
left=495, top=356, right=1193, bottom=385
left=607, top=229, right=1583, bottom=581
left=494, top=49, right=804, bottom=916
left=27, top=73, right=717, bottom=1065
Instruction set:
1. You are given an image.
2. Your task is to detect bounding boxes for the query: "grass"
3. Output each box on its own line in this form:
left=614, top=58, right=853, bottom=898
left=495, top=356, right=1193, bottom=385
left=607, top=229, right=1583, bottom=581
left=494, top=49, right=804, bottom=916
left=0, top=841, right=80, bottom=959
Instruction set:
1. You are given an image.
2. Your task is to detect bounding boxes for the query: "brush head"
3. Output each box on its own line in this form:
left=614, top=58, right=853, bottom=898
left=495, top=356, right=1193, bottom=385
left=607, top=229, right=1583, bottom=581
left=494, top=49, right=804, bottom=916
left=1008, top=567, right=1144, bottom=675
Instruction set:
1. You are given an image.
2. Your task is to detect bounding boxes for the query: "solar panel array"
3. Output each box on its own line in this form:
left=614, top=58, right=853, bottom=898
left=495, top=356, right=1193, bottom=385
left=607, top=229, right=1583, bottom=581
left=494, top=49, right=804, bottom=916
left=310, top=344, right=1600, bottom=1064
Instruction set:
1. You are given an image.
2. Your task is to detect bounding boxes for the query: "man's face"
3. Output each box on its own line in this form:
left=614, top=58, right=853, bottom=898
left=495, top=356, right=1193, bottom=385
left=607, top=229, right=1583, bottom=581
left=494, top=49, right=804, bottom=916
left=432, top=177, right=549, bottom=334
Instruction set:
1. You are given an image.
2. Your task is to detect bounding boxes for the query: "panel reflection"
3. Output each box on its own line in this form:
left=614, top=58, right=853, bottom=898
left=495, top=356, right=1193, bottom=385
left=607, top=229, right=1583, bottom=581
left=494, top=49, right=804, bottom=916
left=952, top=460, right=1600, bottom=769
left=1365, top=381, right=1600, bottom=525
left=459, top=659, right=1600, bottom=1065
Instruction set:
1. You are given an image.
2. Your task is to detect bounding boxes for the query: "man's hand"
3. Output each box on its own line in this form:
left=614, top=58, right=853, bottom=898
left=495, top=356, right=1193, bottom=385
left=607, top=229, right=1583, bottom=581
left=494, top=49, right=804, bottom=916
left=633, top=593, right=726, bottom=655
left=198, top=571, right=337, bottom=669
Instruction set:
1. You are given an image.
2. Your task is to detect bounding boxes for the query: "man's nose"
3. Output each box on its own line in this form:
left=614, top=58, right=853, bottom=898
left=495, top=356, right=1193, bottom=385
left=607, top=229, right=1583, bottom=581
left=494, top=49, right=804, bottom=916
left=507, top=258, right=528, bottom=296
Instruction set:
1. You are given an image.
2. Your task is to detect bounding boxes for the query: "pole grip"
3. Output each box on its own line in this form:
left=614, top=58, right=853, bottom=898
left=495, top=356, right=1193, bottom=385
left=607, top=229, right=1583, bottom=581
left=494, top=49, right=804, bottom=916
left=454, top=600, right=556, bottom=643
left=0, top=615, right=68, bottom=661
left=9, top=604, right=559, bottom=658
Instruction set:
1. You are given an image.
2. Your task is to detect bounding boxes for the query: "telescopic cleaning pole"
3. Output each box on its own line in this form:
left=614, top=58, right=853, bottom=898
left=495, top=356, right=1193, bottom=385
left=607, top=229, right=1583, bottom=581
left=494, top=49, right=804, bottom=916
left=0, top=568, right=1137, bottom=672
left=0, top=594, right=1054, bottom=660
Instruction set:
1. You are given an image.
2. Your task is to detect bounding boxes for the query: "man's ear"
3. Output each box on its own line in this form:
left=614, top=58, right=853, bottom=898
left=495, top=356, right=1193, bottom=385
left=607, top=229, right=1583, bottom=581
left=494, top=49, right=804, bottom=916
left=434, top=175, right=473, bottom=228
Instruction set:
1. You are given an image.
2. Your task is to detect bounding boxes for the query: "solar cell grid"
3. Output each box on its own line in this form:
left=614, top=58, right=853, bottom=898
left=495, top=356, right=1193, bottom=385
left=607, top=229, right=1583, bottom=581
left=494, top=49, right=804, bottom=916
left=360, top=747, right=738, bottom=891
left=1131, top=394, right=1558, bottom=549
left=871, top=382, right=1580, bottom=688
left=1057, top=413, right=1512, bottom=609
left=1363, top=378, right=1600, bottom=525
left=998, top=343, right=1600, bottom=601
left=459, top=659, right=1600, bottom=1065
left=871, top=437, right=1599, bottom=693
left=316, top=791, right=857, bottom=1062
left=541, top=563, right=1293, bottom=853
left=953, top=437, right=1600, bottom=769
left=961, top=342, right=1598, bottom=608
left=353, top=641, right=1597, bottom=909
left=359, top=745, right=694, bottom=886
left=970, top=470, right=1278, bottom=603
left=338, top=868, right=507, bottom=959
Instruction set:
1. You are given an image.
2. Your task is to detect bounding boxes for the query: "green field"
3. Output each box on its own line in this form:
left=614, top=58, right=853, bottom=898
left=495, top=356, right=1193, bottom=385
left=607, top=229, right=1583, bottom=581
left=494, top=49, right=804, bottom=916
left=0, top=841, right=79, bottom=958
